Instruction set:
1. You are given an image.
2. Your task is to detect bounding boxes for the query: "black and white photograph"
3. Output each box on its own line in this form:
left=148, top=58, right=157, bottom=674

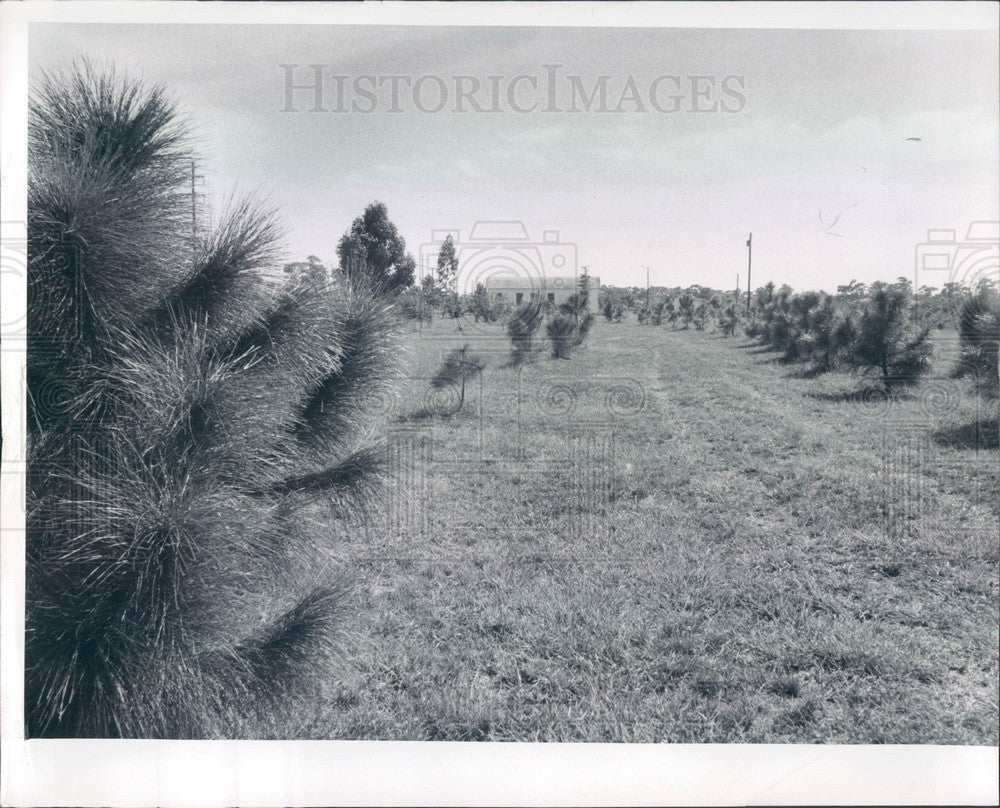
left=1, top=2, right=998, bottom=805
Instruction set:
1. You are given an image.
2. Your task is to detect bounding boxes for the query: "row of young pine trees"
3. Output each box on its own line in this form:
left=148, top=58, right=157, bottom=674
left=740, top=282, right=1000, bottom=397
left=602, top=281, right=998, bottom=398
left=616, top=293, right=720, bottom=330
left=426, top=275, right=596, bottom=416
left=27, top=64, right=399, bottom=737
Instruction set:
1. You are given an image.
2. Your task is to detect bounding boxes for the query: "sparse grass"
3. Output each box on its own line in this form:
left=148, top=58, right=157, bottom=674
left=304, top=319, right=998, bottom=743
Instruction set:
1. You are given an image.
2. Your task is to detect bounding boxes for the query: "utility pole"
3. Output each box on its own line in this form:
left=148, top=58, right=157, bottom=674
left=645, top=266, right=650, bottom=315
left=745, top=232, right=752, bottom=313
left=736, top=272, right=740, bottom=300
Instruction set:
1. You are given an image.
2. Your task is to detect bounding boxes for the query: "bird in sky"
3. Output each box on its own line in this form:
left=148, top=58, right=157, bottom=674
left=905, top=137, right=922, bottom=141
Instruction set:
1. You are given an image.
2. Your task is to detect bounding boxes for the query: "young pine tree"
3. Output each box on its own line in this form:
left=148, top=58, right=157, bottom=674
left=954, top=288, right=1000, bottom=399
left=692, top=302, right=708, bottom=331
left=27, top=63, right=397, bottom=738
left=650, top=301, right=665, bottom=326
left=662, top=297, right=675, bottom=328
left=847, top=289, right=931, bottom=391
left=551, top=271, right=595, bottom=353
left=809, top=299, right=856, bottom=375
left=677, top=293, right=694, bottom=329
left=471, top=283, right=506, bottom=322
left=719, top=305, right=739, bottom=337
left=546, top=314, right=579, bottom=358
left=431, top=344, right=486, bottom=413
left=507, top=301, right=545, bottom=365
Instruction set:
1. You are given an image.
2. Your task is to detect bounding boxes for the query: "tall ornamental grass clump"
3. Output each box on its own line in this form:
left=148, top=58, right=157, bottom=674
left=26, top=62, right=397, bottom=738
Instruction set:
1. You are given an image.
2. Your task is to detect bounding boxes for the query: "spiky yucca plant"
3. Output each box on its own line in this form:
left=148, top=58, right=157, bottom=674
left=26, top=62, right=397, bottom=738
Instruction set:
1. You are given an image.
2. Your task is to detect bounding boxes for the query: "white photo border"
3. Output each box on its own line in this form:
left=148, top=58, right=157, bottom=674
left=2, top=2, right=998, bottom=806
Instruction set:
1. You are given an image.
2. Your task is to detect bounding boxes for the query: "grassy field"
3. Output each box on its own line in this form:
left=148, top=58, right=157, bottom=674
left=309, top=317, right=998, bottom=743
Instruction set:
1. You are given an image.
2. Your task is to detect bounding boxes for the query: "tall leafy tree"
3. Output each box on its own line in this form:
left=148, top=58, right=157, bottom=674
left=434, top=233, right=459, bottom=292
left=336, top=201, right=415, bottom=295
left=284, top=254, right=327, bottom=286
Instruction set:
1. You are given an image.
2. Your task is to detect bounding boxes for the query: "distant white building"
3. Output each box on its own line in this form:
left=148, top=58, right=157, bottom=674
left=483, top=274, right=600, bottom=311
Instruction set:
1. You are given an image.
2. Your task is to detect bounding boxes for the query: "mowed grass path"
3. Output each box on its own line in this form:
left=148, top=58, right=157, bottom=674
left=314, top=319, right=998, bottom=743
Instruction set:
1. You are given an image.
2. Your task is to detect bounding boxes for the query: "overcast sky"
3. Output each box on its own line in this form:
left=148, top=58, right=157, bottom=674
left=30, top=23, right=999, bottom=291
